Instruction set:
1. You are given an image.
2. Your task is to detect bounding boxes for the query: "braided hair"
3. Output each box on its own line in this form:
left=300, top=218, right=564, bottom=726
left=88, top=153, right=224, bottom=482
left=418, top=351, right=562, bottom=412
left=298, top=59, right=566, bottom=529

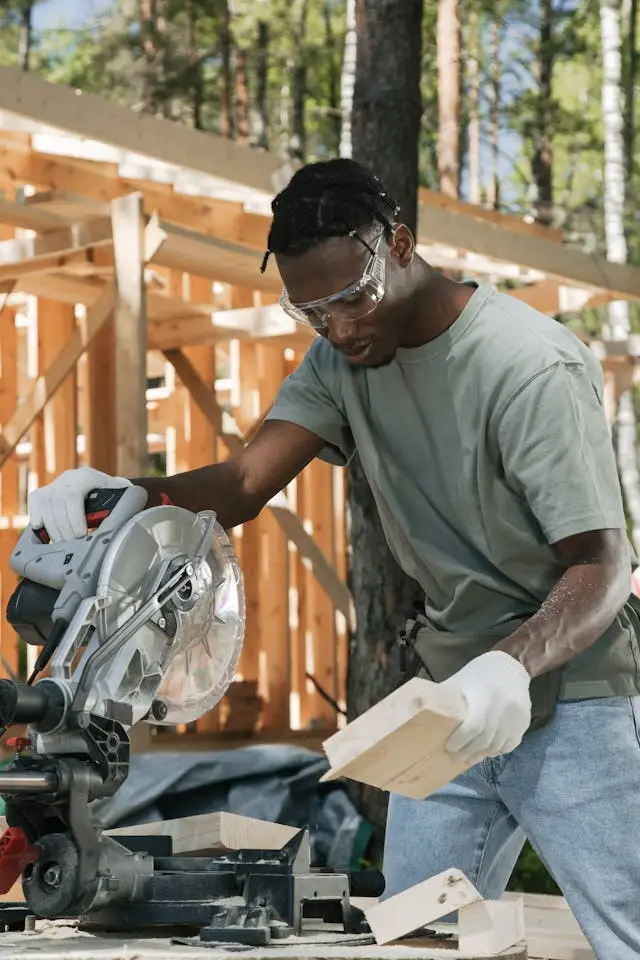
left=260, top=158, right=400, bottom=273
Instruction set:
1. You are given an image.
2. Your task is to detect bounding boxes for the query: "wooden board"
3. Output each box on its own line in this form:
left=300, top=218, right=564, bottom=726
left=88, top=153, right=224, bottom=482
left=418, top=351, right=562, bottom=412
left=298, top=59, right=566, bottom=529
left=106, top=810, right=299, bottom=856
left=365, top=870, right=483, bottom=946
left=320, top=676, right=468, bottom=798
left=111, top=191, right=147, bottom=478
left=458, top=900, right=526, bottom=957
left=0, top=66, right=283, bottom=193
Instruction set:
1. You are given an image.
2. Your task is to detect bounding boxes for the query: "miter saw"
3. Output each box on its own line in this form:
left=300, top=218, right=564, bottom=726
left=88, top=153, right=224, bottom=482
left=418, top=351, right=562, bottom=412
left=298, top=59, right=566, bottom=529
left=0, top=488, right=382, bottom=944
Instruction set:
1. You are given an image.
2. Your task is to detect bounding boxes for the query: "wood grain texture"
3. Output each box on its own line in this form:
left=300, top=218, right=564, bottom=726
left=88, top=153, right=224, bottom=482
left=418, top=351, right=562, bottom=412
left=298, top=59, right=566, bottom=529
left=107, top=810, right=299, bottom=856
left=320, top=676, right=468, bottom=799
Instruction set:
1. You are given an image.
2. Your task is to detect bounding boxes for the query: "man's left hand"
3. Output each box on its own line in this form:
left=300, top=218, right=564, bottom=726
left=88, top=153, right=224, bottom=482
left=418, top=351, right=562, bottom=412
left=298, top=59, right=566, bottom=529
left=441, top=651, right=532, bottom=766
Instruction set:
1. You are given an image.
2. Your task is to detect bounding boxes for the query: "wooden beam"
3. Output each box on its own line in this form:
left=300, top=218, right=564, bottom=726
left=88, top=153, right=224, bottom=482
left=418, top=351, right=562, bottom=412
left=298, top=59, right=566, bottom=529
left=0, top=306, right=20, bottom=679
left=0, top=216, right=111, bottom=272
left=111, top=192, right=147, bottom=478
left=303, top=458, right=338, bottom=729
left=0, top=194, right=63, bottom=233
left=37, top=300, right=77, bottom=484
left=508, top=279, right=616, bottom=316
left=233, top=340, right=263, bottom=690
left=256, top=345, right=290, bottom=731
left=162, top=348, right=354, bottom=625
left=0, top=249, right=94, bottom=283
left=417, top=203, right=640, bottom=300
left=153, top=221, right=280, bottom=292
left=0, top=67, right=283, bottom=193
left=419, top=185, right=564, bottom=242
left=0, top=143, right=270, bottom=249
left=0, top=188, right=282, bottom=293
left=147, top=314, right=313, bottom=352
left=0, top=205, right=166, bottom=467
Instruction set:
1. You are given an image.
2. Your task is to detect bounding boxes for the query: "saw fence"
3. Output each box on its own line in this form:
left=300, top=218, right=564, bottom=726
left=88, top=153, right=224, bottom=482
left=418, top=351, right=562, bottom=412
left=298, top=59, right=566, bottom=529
left=0, top=68, right=640, bottom=753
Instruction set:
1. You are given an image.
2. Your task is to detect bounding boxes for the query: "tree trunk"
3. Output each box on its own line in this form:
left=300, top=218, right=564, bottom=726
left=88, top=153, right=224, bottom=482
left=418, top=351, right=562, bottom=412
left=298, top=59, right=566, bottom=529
left=486, top=20, right=501, bottom=209
left=18, top=2, right=33, bottom=72
left=339, top=0, right=357, bottom=158
left=291, top=0, right=309, bottom=162
left=235, top=47, right=250, bottom=145
left=220, top=0, right=235, bottom=139
left=185, top=0, right=203, bottom=130
left=324, top=1, right=342, bottom=152
left=467, top=8, right=481, bottom=205
left=254, top=20, right=270, bottom=150
left=140, top=0, right=159, bottom=115
left=600, top=0, right=640, bottom=551
left=139, top=0, right=168, bottom=116
left=624, top=0, right=638, bottom=177
left=437, top=0, right=460, bottom=198
left=531, top=0, right=555, bottom=225
left=346, top=0, right=425, bottom=857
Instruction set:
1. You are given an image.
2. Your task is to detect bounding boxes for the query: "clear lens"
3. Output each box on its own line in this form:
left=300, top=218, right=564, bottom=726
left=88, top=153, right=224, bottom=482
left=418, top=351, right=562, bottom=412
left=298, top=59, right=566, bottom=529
left=280, top=233, right=387, bottom=331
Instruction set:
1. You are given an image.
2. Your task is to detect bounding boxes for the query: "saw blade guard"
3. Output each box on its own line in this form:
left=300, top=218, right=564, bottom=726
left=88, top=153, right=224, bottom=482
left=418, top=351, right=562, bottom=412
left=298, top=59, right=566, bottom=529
left=94, top=505, right=245, bottom=726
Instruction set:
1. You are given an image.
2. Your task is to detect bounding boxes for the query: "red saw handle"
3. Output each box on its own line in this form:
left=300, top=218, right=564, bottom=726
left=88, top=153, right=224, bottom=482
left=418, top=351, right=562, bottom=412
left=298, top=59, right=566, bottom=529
left=0, top=827, right=39, bottom=894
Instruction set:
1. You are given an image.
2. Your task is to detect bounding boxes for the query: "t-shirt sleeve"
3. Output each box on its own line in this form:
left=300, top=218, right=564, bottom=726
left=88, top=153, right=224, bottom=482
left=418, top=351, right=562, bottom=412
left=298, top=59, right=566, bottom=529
left=496, top=360, right=626, bottom=543
left=265, top=342, right=355, bottom=467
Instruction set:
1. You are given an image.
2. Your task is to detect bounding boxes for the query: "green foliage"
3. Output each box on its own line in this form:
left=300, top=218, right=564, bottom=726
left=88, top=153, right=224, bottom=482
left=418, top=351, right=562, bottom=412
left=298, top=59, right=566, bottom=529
left=509, top=841, right=561, bottom=895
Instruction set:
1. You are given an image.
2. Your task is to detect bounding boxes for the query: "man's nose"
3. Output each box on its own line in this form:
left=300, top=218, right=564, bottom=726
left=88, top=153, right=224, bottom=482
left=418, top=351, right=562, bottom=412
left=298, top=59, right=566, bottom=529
left=327, top=317, right=356, bottom=345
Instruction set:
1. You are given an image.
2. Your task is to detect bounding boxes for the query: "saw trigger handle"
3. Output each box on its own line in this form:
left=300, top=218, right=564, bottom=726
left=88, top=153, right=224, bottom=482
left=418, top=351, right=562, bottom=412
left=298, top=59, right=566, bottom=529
left=34, top=487, right=128, bottom=544
left=84, top=487, right=128, bottom=530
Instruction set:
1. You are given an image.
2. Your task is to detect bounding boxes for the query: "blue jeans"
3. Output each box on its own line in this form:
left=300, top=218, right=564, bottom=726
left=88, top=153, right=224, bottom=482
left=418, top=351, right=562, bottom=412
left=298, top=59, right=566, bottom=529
left=382, top=696, right=640, bottom=960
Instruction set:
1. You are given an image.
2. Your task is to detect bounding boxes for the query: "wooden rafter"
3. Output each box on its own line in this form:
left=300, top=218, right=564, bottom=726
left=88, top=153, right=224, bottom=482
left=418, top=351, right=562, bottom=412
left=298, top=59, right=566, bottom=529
left=417, top=203, right=640, bottom=300
left=0, top=66, right=283, bottom=193
left=0, top=141, right=270, bottom=249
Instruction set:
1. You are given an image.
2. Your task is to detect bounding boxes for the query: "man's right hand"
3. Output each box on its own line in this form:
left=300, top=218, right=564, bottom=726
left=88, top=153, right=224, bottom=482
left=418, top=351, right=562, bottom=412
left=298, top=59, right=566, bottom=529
left=28, top=468, right=132, bottom=543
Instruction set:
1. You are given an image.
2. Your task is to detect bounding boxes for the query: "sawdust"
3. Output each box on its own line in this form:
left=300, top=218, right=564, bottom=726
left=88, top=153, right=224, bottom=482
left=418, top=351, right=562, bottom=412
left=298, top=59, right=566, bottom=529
left=0, top=922, right=528, bottom=960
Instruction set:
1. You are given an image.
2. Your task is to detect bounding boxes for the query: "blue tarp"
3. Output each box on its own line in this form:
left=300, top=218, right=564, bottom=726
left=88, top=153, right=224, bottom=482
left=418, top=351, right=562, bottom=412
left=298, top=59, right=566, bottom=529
left=91, top=744, right=372, bottom=871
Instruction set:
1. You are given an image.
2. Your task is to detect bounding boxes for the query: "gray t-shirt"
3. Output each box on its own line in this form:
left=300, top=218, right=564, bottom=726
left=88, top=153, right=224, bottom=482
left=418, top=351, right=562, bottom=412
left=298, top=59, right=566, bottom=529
left=267, top=281, right=640, bottom=699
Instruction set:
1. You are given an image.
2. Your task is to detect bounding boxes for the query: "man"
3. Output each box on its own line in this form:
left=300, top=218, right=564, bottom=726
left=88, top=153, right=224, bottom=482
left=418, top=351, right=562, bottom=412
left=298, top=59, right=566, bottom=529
left=29, top=159, right=640, bottom=958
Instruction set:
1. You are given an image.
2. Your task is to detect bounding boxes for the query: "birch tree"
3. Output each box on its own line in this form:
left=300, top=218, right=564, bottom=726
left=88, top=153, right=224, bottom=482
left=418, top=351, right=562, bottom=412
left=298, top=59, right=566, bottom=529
left=600, top=0, right=640, bottom=550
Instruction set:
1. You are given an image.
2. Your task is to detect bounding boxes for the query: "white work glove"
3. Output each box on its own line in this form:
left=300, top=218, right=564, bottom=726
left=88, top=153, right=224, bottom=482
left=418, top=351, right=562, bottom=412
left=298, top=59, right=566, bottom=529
left=28, top=468, right=131, bottom=543
left=441, top=651, right=532, bottom=766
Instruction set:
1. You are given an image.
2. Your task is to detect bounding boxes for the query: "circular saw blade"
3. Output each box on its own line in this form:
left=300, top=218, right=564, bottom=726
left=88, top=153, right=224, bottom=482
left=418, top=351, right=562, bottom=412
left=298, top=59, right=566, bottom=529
left=96, top=505, right=245, bottom=726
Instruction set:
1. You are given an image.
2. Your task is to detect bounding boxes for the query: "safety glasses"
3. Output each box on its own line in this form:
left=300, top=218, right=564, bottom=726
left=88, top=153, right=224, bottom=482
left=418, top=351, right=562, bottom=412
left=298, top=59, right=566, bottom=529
left=280, top=232, right=388, bottom=331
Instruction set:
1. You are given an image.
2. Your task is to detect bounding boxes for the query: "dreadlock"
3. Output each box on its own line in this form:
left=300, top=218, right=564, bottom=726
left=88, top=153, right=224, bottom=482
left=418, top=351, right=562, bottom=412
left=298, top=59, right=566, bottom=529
left=260, top=158, right=400, bottom=273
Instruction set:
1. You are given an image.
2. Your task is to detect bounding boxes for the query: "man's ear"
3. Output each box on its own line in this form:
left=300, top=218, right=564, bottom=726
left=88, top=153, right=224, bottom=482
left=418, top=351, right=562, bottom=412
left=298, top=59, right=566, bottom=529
left=389, top=224, right=415, bottom=267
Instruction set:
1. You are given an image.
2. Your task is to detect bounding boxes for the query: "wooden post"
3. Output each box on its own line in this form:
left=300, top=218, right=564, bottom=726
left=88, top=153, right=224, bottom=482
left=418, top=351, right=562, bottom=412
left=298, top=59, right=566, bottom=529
left=256, top=343, right=289, bottom=731
left=234, top=338, right=262, bottom=690
left=0, top=305, right=19, bottom=679
left=85, top=248, right=116, bottom=473
left=37, top=300, right=78, bottom=483
left=333, top=465, right=348, bottom=721
left=292, top=469, right=311, bottom=728
left=303, top=456, right=338, bottom=729
left=111, top=192, right=148, bottom=478
left=111, top=193, right=149, bottom=750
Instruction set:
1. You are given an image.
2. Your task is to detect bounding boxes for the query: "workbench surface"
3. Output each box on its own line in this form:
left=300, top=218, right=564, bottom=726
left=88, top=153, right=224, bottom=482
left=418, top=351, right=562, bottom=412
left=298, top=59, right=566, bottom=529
left=0, top=919, right=528, bottom=960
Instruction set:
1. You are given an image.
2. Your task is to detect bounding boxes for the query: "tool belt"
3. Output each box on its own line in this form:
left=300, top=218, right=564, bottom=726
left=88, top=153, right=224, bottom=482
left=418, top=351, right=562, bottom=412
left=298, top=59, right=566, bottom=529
left=398, top=612, right=565, bottom=733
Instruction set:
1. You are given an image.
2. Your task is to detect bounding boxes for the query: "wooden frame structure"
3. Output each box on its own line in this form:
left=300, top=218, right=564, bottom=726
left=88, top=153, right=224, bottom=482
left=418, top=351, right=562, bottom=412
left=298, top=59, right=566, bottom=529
left=0, top=68, right=639, bottom=750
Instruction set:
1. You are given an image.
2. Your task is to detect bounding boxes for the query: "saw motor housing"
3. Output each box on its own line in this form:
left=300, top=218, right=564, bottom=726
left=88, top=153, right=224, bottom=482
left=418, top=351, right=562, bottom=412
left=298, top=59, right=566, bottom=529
left=0, top=487, right=246, bottom=917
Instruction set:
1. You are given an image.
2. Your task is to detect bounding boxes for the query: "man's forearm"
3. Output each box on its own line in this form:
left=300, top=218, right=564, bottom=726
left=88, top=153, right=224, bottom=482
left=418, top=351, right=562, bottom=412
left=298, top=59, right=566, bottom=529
left=131, top=461, right=259, bottom=530
left=493, top=531, right=631, bottom=679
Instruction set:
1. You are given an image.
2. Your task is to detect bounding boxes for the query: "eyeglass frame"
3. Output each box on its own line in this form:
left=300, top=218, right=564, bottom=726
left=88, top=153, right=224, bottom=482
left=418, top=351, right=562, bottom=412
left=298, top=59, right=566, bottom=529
left=279, top=229, right=390, bottom=331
